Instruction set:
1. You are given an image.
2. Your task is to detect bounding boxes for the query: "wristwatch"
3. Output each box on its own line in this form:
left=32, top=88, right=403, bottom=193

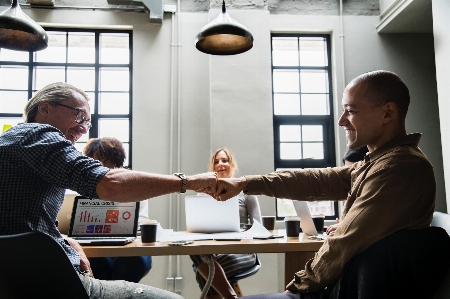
left=173, top=173, right=187, bottom=193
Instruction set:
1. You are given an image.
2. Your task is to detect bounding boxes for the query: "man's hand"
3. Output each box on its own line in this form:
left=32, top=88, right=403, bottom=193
left=326, top=218, right=340, bottom=236
left=211, top=177, right=248, bottom=201
left=65, top=237, right=94, bottom=278
left=187, top=172, right=218, bottom=194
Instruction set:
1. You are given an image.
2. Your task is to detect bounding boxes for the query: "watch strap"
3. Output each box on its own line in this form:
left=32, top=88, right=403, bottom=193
left=173, top=173, right=187, bottom=193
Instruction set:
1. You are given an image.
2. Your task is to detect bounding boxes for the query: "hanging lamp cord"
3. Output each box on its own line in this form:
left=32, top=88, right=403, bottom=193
left=199, top=255, right=215, bottom=299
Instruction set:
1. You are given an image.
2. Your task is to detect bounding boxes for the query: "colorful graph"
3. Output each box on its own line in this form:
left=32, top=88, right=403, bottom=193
left=79, top=211, right=102, bottom=223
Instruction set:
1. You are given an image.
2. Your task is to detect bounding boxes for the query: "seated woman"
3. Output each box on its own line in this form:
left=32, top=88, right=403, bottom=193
left=190, top=148, right=262, bottom=299
left=83, top=137, right=152, bottom=283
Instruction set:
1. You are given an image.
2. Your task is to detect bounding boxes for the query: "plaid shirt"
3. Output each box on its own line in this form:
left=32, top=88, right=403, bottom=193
left=0, top=123, right=108, bottom=266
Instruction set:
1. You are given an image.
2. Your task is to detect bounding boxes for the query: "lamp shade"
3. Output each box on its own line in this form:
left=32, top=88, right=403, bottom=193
left=195, top=1, right=253, bottom=55
left=0, top=0, right=48, bottom=52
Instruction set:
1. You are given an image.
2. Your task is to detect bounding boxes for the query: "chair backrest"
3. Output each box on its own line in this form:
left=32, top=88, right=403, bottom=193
left=227, top=254, right=261, bottom=283
left=0, top=231, right=89, bottom=299
left=431, top=212, right=450, bottom=299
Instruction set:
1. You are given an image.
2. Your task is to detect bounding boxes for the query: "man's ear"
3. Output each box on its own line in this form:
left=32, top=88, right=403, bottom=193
left=383, top=102, right=397, bottom=123
left=37, top=101, right=50, bottom=118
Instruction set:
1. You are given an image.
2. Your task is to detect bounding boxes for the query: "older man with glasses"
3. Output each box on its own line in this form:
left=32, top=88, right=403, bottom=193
left=0, top=82, right=217, bottom=299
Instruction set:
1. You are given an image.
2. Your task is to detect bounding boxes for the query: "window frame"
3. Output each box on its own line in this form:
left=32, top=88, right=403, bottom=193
left=0, top=27, right=133, bottom=167
left=271, top=33, right=338, bottom=221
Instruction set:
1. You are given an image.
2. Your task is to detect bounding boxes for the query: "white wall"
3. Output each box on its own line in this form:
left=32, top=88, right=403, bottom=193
left=30, top=5, right=445, bottom=297
left=432, top=0, right=450, bottom=212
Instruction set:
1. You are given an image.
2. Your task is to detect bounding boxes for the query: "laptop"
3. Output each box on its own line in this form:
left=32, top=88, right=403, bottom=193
left=68, top=196, right=139, bottom=245
left=292, top=201, right=321, bottom=236
left=185, top=195, right=241, bottom=233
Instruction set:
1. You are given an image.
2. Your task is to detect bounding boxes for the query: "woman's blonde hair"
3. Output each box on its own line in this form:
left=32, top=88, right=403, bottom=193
left=208, top=148, right=238, bottom=178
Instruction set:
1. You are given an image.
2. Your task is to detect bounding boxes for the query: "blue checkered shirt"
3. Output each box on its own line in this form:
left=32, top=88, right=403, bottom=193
left=0, top=123, right=109, bottom=266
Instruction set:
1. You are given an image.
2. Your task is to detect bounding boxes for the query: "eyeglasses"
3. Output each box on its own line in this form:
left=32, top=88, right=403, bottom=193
left=49, top=102, right=92, bottom=130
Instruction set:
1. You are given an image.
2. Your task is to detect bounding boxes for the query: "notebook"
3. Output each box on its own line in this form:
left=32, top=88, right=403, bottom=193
left=185, top=195, right=241, bottom=233
left=292, top=201, right=319, bottom=236
left=68, top=196, right=139, bottom=245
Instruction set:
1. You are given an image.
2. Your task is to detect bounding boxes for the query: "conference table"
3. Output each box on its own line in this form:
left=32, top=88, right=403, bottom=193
left=82, top=230, right=324, bottom=286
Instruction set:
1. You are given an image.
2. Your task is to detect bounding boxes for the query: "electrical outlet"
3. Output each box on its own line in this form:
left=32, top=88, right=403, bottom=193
left=174, top=277, right=183, bottom=294
left=166, top=277, right=175, bottom=292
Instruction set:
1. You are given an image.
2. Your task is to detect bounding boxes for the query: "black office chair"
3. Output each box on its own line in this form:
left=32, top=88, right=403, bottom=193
left=329, top=225, right=450, bottom=299
left=228, top=254, right=262, bottom=297
left=0, top=231, right=89, bottom=299
left=431, top=211, right=450, bottom=299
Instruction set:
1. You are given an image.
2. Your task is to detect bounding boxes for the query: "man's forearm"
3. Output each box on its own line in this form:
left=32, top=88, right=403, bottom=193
left=96, top=169, right=215, bottom=202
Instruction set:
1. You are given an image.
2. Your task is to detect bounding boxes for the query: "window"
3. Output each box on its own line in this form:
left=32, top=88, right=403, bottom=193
left=0, top=28, right=133, bottom=167
left=271, top=34, right=338, bottom=220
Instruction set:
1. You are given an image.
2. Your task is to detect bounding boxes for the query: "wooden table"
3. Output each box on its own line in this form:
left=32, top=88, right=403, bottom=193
left=83, top=230, right=324, bottom=286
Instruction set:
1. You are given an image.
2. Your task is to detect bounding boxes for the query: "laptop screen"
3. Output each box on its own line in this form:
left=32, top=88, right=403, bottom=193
left=68, top=196, right=139, bottom=238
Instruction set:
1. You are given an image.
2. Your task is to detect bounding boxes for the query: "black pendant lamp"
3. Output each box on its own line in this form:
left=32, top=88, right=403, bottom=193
left=195, top=0, right=253, bottom=55
left=0, top=0, right=48, bottom=52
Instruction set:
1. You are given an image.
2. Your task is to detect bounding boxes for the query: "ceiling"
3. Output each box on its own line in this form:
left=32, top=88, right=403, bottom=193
left=377, top=0, right=433, bottom=33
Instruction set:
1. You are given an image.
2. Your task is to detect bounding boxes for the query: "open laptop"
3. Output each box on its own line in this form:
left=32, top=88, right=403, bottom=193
left=185, top=195, right=240, bottom=233
left=292, top=201, right=321, bottom=237
left=68, top=196, right=139, bottom=245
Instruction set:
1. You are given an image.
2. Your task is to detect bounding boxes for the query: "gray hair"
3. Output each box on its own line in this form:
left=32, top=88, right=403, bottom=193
left=23, top=82, right=90, bottom=123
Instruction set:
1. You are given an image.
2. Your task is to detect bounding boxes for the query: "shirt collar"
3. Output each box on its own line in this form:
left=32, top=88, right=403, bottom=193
left=365, top=133, right=422, bottom=163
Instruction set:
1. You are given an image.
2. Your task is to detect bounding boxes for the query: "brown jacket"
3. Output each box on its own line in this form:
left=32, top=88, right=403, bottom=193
left=245, top=133, right=436, bottom=293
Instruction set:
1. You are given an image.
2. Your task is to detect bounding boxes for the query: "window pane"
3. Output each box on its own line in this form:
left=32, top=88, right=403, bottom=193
left=280, top=125, right=301, bottom=142
left=0, top=91, right=28, bottom=113
left=0, top=66, right=28, bottom=89
left=273, top=70, right=299, bottom=93
left=301, top=94, right=329, bottom=115
left=85, top=92, right=95, bottom=114
left=100, top=33, right=129, bottom=64
left=307, top=201, right=335, bottom=216
left=277, top=199, right=335, bottom=217
left=272, top=37, right=298, bottom=67
left=280, top=143, right=301, bottom=159
left=67, top=67, right=95, bottom=91
left=99, top=92, right=129, bottom=114
left=300, top=70, right=328, bottom=93
left=68, top=32, right=95, bottom=64
left=98, top=119, right=129, bottom=141
left=35, top=31, right=66, bottom=63
left=302, top=125, right=323, bottom=141
left=100, top=68, right=129, bottom=91
left=274, top=93, right=300, bottom=115
left=303, top=143, right=324, bottom=159
left=299, top=37, right=327, bottom=67
left=34, top=67, right=65, bottom=90
left=122, top=142, right=129, bottom=166
left=0, top=49, right=28, bottom=62
left=276, top=198, right=297, bottom=217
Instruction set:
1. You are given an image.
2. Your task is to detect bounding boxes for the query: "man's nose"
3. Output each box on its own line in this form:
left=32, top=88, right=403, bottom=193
left=338, top=112, right=347, bottom=126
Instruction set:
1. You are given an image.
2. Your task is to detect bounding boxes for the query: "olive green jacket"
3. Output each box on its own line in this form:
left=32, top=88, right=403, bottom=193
left=245, top=133, right=436, bottom=293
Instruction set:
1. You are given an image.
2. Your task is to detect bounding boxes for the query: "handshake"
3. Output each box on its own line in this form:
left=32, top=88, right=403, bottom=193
left=188, top=172, right=248, bottom=201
